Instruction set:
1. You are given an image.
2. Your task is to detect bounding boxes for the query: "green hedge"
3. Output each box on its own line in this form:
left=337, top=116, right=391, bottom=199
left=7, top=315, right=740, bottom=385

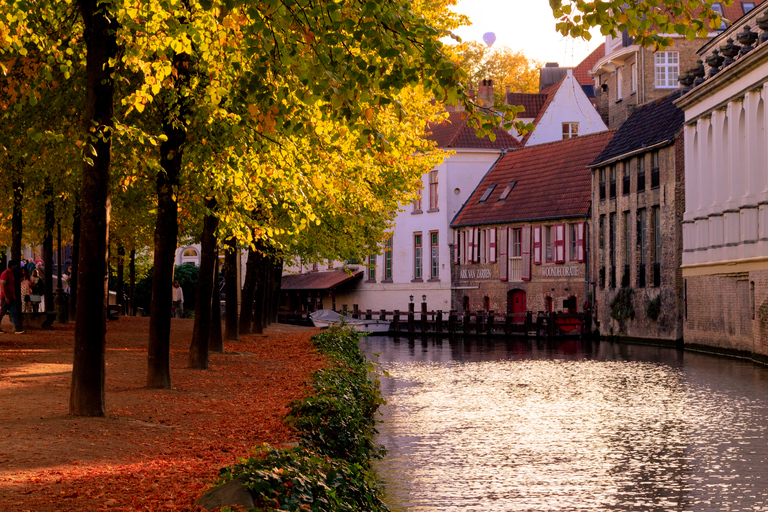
left=218, top=326, right=389, bottom=512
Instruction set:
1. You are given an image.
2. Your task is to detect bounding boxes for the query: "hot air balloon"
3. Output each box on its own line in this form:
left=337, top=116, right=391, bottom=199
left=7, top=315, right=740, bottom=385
left=482, top=32, right=496, bottom=47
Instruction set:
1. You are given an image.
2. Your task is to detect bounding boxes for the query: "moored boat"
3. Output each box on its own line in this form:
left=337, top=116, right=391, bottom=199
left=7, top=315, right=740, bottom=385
left=309, top=309, right=391, bottom=334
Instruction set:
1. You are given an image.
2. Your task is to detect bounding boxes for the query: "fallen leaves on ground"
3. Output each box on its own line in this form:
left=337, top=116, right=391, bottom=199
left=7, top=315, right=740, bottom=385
left=0, top=317, right=325, bottom=511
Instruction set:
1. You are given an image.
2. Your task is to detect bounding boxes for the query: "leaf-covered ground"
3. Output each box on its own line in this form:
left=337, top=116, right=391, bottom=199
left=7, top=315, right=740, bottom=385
left=0, top=316, right=324, bottom=511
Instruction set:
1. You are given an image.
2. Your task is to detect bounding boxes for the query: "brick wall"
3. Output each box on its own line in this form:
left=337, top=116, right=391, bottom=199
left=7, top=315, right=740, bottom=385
left=595, top=39, right=709, bottom=130
left=591, top=140, right=684, bottom=341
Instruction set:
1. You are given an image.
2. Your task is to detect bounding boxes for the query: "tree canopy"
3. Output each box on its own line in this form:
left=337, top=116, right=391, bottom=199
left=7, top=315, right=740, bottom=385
left=550, top=0, right=731, bottom=48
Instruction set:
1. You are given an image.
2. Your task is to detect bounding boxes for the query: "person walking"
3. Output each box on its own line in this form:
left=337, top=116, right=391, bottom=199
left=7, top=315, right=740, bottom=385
left=0, top=260, right=25, bottom=334
left=172, top=281, right=184, bottom=318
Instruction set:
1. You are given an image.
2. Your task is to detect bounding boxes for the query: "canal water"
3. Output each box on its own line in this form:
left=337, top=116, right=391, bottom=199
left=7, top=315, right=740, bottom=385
left=360, top=336, right=768, bottom=512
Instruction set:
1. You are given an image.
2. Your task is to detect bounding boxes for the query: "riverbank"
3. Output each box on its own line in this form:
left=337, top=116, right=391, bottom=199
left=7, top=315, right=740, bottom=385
left=0, top=317, right=324, bottom=511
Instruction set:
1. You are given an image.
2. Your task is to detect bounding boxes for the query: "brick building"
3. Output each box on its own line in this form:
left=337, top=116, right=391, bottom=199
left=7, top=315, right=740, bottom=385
left=589, top=91, right=686, bottom=343
left=675, top=5, right=768, bottom=359
left=590, top=1, right=763, bottom=129
left=450, top=131, right=614, bottom=315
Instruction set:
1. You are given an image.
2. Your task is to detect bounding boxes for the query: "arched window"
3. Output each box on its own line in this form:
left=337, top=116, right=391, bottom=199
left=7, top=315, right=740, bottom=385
left=181, top=247, right=200, bottom=266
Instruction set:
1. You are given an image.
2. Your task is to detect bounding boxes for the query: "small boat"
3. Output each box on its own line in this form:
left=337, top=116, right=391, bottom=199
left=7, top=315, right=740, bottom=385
left=310, top=309, right=391, bottom=334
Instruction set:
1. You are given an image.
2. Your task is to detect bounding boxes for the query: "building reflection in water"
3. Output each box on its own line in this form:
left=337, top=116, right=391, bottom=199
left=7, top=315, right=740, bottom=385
left=362, top=336, right=768, bottom=511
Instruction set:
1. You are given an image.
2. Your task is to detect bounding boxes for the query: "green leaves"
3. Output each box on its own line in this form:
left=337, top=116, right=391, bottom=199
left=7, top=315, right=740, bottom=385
left=551, top=0, right=731, bottom=49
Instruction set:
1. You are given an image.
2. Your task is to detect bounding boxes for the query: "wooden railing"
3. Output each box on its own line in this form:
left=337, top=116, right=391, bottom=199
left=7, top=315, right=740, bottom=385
left=279, top=305, right=592, bottom=339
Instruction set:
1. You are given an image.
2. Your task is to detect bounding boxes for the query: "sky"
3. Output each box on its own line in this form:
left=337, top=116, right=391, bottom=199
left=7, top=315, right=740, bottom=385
left=450, top=0, right=605, bottom=67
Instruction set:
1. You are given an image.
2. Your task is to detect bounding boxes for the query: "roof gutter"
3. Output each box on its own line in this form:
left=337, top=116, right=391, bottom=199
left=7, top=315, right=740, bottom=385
left=588, top=138, right=673, bottom=169
left=452, top=212, right=590, bottom=229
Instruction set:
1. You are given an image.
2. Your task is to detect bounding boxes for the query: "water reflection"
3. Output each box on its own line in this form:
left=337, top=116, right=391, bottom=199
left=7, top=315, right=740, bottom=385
left=362, top=337, right=768, bottom=511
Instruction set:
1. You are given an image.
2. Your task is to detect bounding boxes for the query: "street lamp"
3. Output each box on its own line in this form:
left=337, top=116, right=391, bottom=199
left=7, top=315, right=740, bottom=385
left=409, top=295, right=414, bottom=303
left=422, top=294, right=427, bottom=303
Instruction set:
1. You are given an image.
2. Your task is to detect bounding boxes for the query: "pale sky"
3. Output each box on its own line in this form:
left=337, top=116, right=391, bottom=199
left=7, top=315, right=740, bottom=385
left=450, top=0, right=605, bottom=67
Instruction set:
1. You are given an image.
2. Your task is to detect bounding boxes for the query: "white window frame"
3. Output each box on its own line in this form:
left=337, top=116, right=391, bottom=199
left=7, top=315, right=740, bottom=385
left=617, top=66, right=623, bottom=99
left=414, top=233, right=423, bottom=280
left=654, top=52, right=679, bottom=89
left=562, top=122, right=579, bottom=139
left=630, top=62, right=637, bottom=93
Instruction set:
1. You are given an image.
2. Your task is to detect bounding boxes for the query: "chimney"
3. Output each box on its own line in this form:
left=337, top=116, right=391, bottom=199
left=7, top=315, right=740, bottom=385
left=545, top=62, right=560, bottom=67
left=478, top=79, right=494, bottom=108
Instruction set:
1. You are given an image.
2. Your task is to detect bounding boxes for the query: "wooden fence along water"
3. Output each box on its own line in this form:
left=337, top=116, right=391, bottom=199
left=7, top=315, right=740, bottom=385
left=278, top=302, right=592, bottom=339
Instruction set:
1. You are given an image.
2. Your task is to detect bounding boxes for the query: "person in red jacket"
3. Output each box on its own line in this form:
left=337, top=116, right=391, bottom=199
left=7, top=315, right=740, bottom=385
left=0, top=260, right=25, bottom=334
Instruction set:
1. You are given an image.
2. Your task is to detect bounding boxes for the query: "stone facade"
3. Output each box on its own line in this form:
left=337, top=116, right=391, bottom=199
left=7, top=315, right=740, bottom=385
left=591, top=138, right=685, bottom=342
left=452, top=221, right=590, bottom=315
left=676, top=9, right=768, bottom=361
left=675, top=5, right=768, bottom=359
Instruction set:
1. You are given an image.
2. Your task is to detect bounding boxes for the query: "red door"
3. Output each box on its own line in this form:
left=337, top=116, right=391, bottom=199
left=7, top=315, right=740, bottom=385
left=507, top=290, right=526, bottom=321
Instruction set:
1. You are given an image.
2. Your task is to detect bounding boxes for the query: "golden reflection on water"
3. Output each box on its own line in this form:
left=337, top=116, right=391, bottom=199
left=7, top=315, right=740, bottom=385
left=363, top=338, right=768, bottom=512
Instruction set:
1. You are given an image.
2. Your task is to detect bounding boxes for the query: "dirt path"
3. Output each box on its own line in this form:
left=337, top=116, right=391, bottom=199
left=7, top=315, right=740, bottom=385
left=0, top=317, right=324, bottom=511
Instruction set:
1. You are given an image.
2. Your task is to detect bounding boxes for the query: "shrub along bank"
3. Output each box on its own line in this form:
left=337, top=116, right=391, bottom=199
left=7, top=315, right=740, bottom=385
left=215, top=327, right=390, bottom=511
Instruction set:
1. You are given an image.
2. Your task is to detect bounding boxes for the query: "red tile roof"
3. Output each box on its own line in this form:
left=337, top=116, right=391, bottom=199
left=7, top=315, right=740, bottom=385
left=281, top=270, right=363, bottom=291
left=505, top=92, right=549, bottom=117
left=722, top=0, right=765, bottom=22
left=573, top=43, right=605, bottom=85
left=451, top=130, right=615, bottom=227
left=426, top=111, right=521, bottom=149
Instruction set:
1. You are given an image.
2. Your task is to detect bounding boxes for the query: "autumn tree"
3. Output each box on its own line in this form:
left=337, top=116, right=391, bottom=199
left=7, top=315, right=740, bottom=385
left=453, top=42, right=541, bottom=103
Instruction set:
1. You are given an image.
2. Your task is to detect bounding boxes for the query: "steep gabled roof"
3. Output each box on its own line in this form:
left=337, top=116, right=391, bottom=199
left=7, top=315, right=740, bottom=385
left=590, top=90, right=683, bottom=167
left=452, top=130, right=615, bottom=227
left=425, top=111, right=521, bottom=149
left=518, top=74, right=566, bottom=146
left=573, top=43, right=605, bottom=86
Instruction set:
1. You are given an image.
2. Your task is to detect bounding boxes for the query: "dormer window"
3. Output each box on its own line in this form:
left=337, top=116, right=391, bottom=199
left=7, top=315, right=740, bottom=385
left=742, top=2, right=755, bottom=13
left=478, top=184, right=496, bottom=203
left=498, top=181, right=517, bottom=201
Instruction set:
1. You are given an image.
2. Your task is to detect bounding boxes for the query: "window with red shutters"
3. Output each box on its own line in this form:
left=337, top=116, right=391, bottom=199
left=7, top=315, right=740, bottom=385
left=577, top=222, right=585, bottom=262
left=499, top=227, right=508, bottom=281
left=490, top=228, right=497, bottom=263
left=555, top=223, right=566, bottom=263
left=522, top=226, right=532, bottom=280
left=533, top=225, right=542, bottom=265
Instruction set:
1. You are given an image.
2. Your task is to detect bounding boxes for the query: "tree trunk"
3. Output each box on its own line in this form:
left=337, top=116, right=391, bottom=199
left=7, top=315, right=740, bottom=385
left=70, top=0, right=117, bottom=417
left=238, top=245, right=260, bottom=335
left=270, top=257, right=283, bottom=325
left=224, top=238, right=239, bottom=341
left=69, top=200, right=80, bottom=321
left=251, top=257, right=266, bottom=334
left=210, top=249, right=223, bottom=353
left=189, top=199, right=218, bottom=369
left=116, top=244, right=124, bottom=312
left=43, top=185, right=55, bottom=313
left=11, top=176, right=23, bottom=303
left=129, top=249, right=136, bottom=316
left=147, top=50, right=189, bottom=388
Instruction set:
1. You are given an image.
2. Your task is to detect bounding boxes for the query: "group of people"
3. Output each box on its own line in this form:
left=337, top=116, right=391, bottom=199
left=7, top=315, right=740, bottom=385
left=19, top=265, right=45, bottom=313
